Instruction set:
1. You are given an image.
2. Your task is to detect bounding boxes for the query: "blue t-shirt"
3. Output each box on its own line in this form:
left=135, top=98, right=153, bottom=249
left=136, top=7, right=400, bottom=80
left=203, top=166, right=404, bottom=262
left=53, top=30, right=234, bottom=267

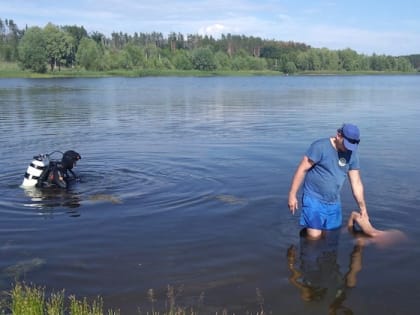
left=303, top=138, right=359, bottom=203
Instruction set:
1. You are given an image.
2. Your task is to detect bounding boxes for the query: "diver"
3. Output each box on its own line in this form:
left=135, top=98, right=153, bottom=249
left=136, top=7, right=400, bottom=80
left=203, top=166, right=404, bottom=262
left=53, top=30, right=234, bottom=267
left=22, top=150, right=81, bottom=189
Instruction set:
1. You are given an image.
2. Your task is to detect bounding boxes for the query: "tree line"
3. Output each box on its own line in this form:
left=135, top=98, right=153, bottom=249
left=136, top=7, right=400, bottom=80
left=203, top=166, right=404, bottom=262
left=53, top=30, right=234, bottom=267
left=0, top=17, right=418, bottom=74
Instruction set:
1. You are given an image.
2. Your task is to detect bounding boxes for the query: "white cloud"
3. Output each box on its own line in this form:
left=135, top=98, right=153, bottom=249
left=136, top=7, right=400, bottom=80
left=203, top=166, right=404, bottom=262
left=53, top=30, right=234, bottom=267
left=198, top=24, right=227, bottom=37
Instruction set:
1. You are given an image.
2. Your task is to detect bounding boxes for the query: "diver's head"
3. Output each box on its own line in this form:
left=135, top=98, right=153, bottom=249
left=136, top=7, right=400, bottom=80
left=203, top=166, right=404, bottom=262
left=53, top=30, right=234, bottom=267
left=62, top=150, right=81, bottom=170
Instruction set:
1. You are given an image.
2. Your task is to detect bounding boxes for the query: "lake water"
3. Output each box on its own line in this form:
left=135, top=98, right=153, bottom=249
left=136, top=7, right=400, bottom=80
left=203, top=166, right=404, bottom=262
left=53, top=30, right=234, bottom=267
left=1, top=75, right=419, bottom=314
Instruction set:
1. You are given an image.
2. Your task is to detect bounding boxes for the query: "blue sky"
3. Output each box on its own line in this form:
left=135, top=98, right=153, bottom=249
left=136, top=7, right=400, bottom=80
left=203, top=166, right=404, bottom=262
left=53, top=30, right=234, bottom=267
left=2, top=0, right=420, bottom=56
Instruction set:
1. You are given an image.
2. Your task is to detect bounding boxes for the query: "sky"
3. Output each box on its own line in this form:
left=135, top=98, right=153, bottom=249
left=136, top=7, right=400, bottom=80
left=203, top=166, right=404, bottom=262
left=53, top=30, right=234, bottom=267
left=2, top=0, right=420, bottom=56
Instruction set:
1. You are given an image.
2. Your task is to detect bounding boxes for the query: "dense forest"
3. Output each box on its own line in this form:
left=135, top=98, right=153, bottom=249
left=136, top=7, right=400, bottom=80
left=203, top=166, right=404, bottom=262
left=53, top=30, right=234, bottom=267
left=1, top=17, right=419, bottom=74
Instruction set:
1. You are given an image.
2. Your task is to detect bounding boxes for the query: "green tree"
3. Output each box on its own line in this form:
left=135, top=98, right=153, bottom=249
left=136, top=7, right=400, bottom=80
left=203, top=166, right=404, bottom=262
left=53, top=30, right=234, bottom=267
left=295, top=51, right=310, bottom=71
left=284, top=61, right=297, bottom=74
left=18, top=26, right=48, bottom=73
left=115, top=49, right=133, bottom=69
left=44, top=23, right=73, bottom=71
left=338, top=48, right=360, bottom=71
left=395, top=57, right=414, bottom=72
left=406, top=54, right=420, bottom=70
left=369, top=54, right=396, bottom=71
left=317, top=48, right=340, bottom=71
left=231, top=56, right=247, bottom=70
left=307, top=49, right=321, bottom=70
left=144, top=43, right=160, bottom=61
left=214, top=51, right=231, bottom=70
left=113, top=43, right=146, bottom=69
left=168, top=32, right=185, bottom=50
left=145, top=54, right=173, bottom=70
left=5, top=19, right=418, bottom=74
left=61, top=25, right=88, bottom=67
left=358, top=55, right=370, bottom=70
left=76, top=37, right=102, bottom=70
left=0, top=18, right=23, bottom=61
left=90, top=31, right=106, bottom=46
left=102, top=49, right=118, bottom=70
left=245, top=56, right=267, bottom=70
left=0, top=18, right=6, bottom=60
left=191, top=47, right=216, bottom=71
left=260, top=45, right=282, bottom=59
left=172, top=50, right=193, bottom=70
left=141, top=43, right=170, bottom=69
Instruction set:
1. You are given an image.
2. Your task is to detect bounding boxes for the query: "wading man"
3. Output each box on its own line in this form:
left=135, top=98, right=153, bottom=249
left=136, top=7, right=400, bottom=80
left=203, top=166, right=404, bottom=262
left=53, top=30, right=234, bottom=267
left=288, top=124, right=369, bottom=239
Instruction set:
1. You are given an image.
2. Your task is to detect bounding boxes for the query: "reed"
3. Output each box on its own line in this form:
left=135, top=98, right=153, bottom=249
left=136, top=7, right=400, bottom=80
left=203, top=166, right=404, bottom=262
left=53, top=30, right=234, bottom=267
left=69, top=295, right=105, bottom=315
left=2, top=282, right=120, bottom=315
left=11, top=282, right=45, bottom=315
left=1, top=282, right=267, bottom=315
left=46, top=290, right=65, bottom=315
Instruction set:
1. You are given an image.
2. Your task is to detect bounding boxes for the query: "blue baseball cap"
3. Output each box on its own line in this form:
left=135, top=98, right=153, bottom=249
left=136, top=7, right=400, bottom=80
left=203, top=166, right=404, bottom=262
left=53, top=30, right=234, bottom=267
left=340, top=124, right=360, bottom=151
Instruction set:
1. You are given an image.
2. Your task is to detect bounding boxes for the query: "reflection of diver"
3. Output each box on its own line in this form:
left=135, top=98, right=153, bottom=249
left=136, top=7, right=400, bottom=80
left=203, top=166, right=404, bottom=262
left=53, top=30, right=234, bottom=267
left=23, top=186, right=82, bottom=215
left=21, top=150, right=81, bottom=189
left=287, top=229, right=363, bottom=314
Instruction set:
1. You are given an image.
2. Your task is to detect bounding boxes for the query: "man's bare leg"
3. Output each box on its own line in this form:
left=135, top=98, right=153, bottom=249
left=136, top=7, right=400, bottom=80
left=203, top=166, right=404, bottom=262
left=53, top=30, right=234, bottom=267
left=306, top=228, right=324, bottom=240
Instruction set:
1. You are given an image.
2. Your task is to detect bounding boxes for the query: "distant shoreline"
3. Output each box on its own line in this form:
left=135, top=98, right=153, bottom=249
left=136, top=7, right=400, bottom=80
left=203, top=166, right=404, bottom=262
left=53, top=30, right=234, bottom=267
left=0, top=62, right=418, bottom=79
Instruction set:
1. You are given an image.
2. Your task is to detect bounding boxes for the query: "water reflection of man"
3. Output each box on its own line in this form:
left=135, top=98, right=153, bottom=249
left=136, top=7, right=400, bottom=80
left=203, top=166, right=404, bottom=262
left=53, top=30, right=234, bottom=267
left=287, top=229, right=363, bottom=314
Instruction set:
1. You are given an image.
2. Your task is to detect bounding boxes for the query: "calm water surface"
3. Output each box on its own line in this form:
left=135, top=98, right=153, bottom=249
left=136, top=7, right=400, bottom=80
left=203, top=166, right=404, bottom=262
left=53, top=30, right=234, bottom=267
left=1, top=76, right=419, bottom=314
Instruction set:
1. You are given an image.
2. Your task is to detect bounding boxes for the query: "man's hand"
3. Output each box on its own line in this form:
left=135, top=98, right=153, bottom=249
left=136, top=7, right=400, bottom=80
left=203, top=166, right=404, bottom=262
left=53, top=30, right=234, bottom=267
left=288, top=194, right=299, bottom=215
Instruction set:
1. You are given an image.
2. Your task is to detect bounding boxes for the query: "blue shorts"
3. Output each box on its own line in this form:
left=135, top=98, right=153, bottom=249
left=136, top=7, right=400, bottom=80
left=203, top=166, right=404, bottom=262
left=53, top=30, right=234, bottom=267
left=300, top=194, right=342, bottom=230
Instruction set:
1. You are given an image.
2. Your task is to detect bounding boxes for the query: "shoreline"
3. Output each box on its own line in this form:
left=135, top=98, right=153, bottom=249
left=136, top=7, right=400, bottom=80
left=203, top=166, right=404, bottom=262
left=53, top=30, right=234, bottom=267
left=0, top=62, right=418, bottom=79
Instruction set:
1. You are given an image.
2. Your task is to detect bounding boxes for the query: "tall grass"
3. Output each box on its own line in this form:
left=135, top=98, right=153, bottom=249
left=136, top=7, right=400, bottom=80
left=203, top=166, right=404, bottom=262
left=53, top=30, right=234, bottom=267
left=2, top=282, right=120, bottom=315
left=1, top=282, right=266, bottom=315
left=0, top=62, right=23, bottom=77
left=11, top=283, right=45, bottom=315
left=69, top=295, right=105, bottom=315
left=46, top=290, right=65, bottom=315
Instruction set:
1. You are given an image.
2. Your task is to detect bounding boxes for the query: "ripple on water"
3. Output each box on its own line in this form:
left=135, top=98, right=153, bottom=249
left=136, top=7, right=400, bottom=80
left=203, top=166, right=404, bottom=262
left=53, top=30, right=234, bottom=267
left=1, top=151, right=228, bottom=219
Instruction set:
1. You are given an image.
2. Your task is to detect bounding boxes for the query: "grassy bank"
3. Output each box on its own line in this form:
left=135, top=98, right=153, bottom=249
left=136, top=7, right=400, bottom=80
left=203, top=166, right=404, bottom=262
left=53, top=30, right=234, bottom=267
left=2, top=62, right=417, bottom=78
left=0, top=62, right=282, bottom=78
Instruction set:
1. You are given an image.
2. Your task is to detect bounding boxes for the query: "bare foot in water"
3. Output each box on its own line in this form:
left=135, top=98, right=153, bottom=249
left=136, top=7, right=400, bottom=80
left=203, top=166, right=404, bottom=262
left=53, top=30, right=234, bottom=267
left=347, top=211, right=407, bottom=248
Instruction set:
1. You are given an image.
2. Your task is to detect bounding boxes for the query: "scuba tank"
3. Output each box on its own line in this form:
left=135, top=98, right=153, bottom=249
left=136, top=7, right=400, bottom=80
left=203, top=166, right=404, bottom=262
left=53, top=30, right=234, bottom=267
left=21, top=154, right=50, bottom=187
